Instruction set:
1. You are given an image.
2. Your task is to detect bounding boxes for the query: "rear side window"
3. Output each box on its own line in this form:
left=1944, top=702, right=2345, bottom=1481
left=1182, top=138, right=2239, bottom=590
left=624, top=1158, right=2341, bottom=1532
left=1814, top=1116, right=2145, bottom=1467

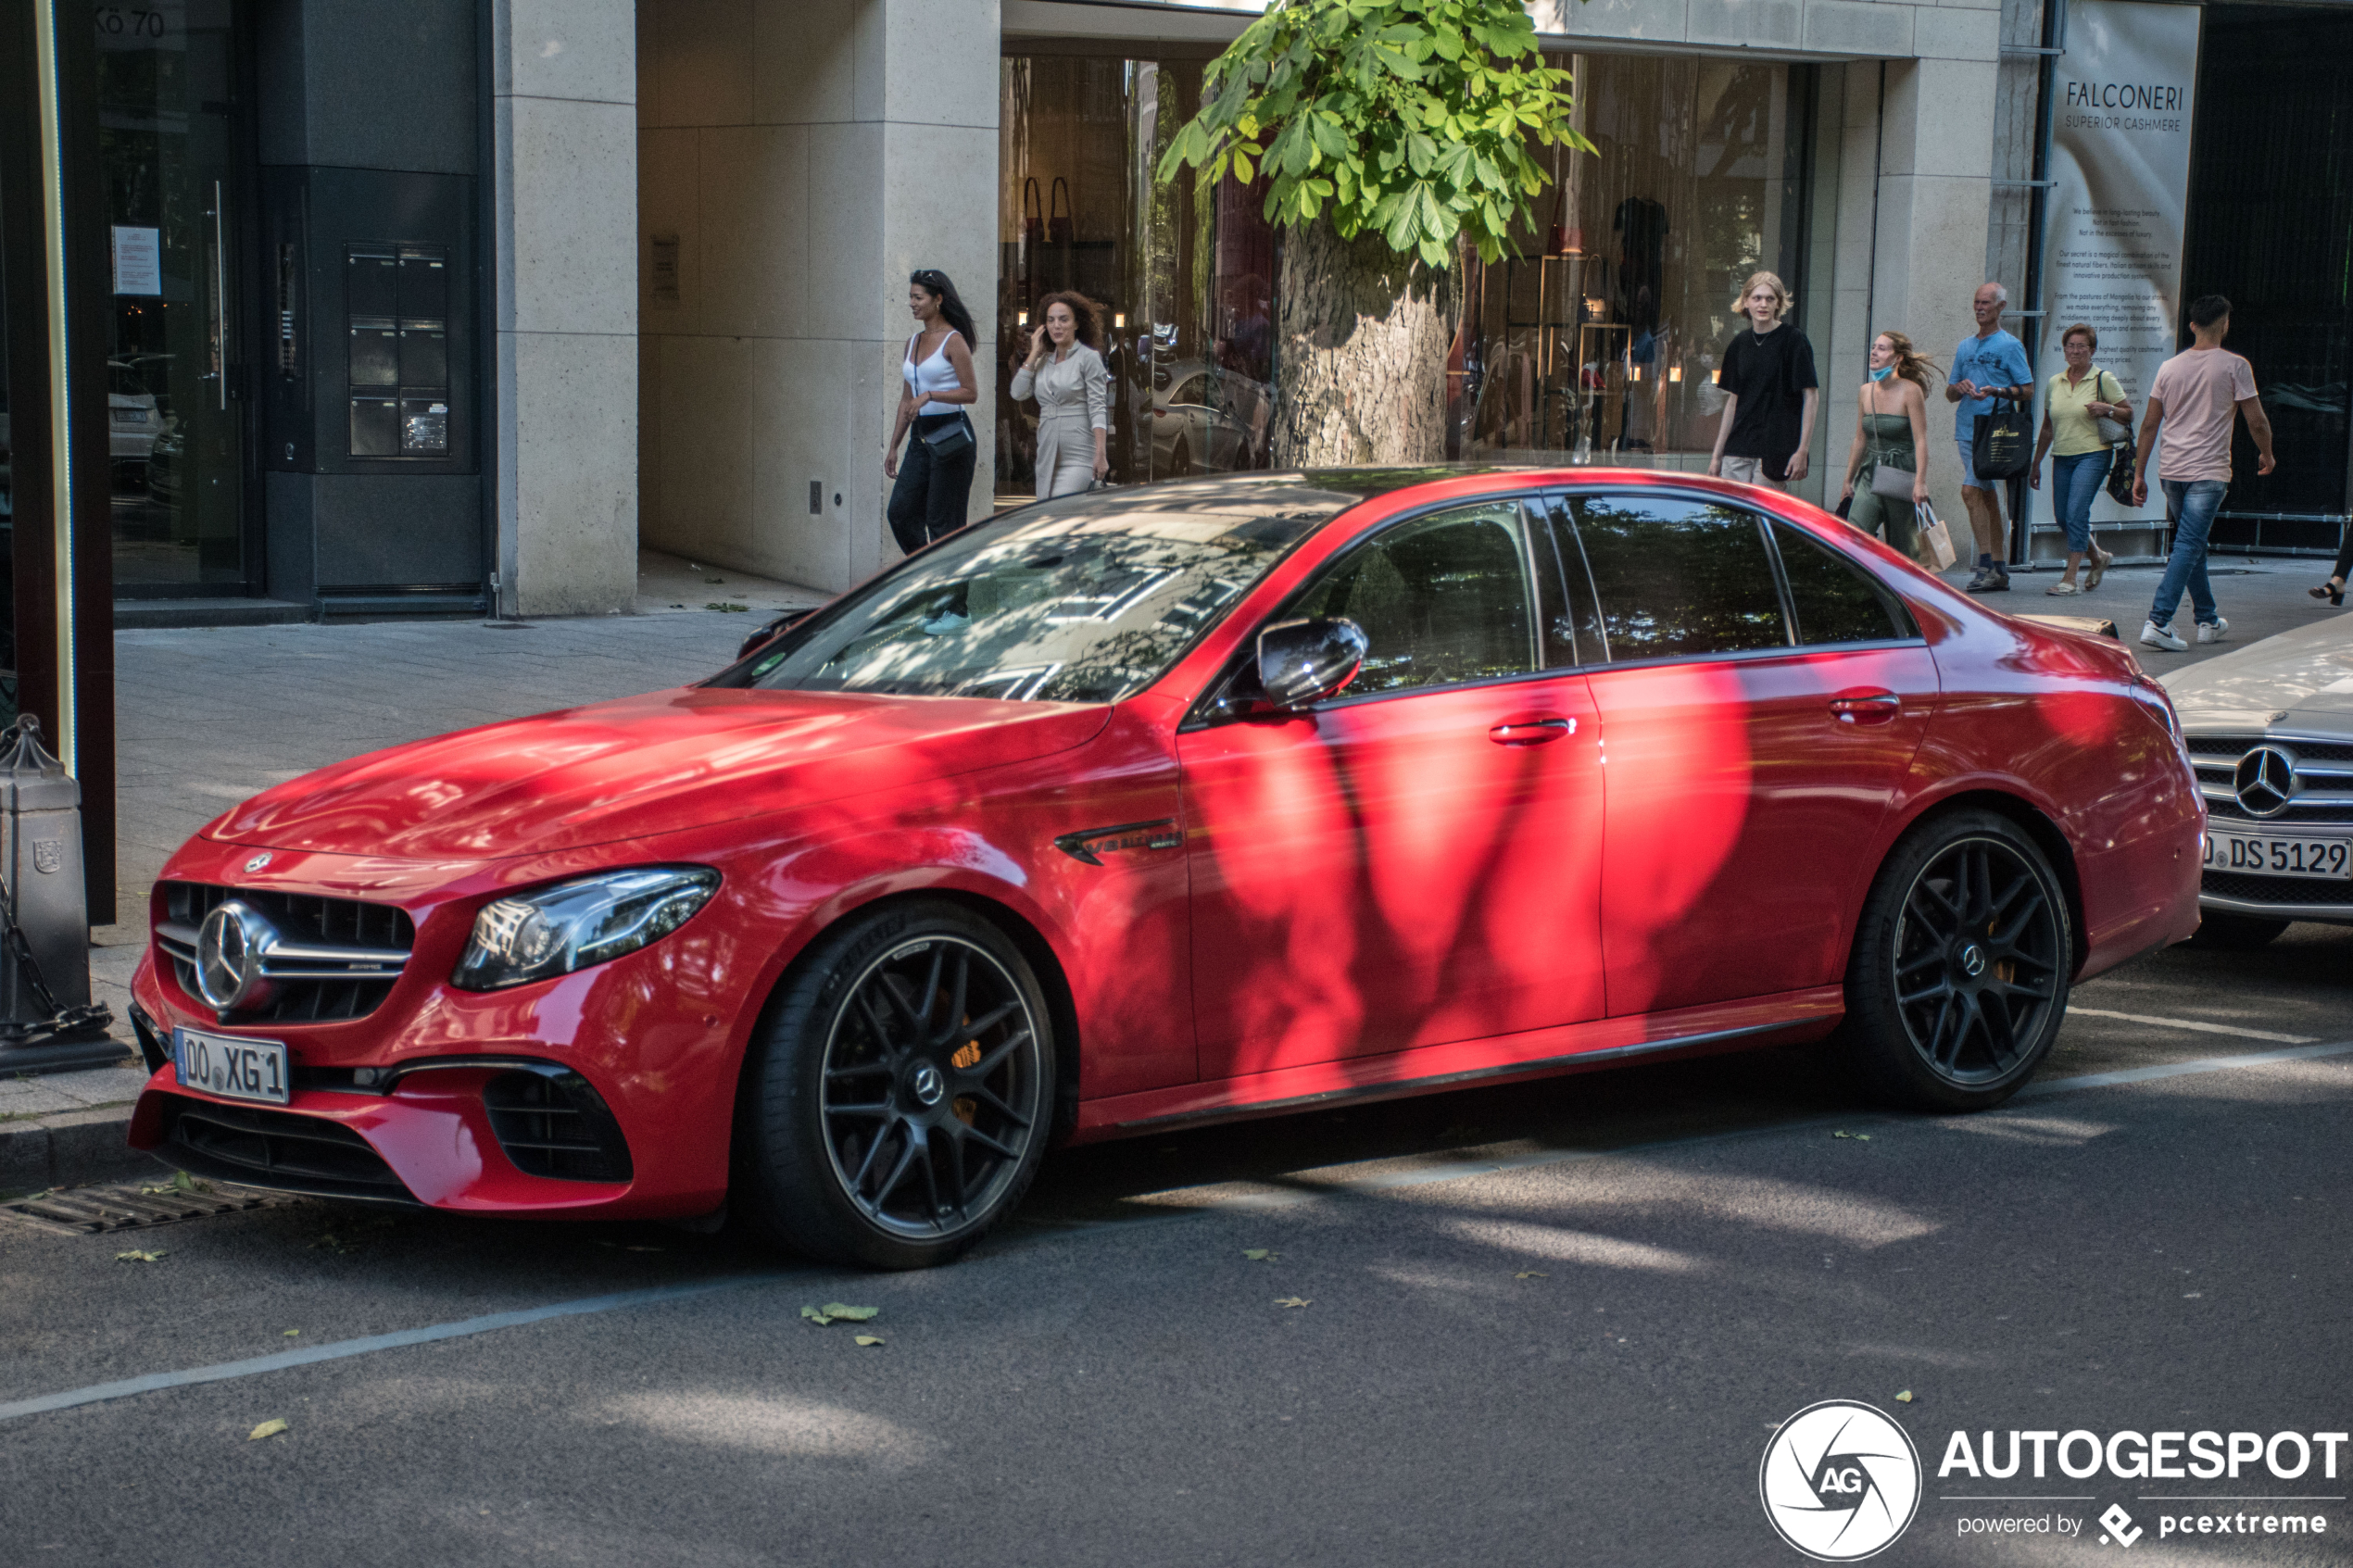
left=1289, top=499, right=1536, bottom=696
left=1571, top=494, right=1789, bottom=661
left=1772, top=521, right=1913, bottom=645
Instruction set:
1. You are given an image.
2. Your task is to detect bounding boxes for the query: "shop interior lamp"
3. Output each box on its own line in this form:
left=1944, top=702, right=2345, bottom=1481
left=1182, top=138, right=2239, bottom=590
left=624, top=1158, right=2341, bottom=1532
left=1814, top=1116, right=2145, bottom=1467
left=1668, top=365, right=1683, bottom=383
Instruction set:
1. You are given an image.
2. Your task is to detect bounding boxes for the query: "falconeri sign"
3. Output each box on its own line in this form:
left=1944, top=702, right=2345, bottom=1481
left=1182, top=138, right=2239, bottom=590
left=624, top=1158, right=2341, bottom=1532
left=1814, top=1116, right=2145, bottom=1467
left=2034, top=0, right=2204, bottom=534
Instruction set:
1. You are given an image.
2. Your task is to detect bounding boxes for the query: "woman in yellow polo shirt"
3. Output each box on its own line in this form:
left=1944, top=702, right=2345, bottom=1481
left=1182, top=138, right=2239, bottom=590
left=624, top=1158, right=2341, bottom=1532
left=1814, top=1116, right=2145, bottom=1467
left=2029, top=322, right=2131, bottom=596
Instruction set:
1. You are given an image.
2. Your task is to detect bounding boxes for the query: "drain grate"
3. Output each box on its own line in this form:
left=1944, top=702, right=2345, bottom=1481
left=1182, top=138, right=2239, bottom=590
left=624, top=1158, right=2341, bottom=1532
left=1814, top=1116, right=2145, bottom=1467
left=0, top=1177, right=304, bottom=1236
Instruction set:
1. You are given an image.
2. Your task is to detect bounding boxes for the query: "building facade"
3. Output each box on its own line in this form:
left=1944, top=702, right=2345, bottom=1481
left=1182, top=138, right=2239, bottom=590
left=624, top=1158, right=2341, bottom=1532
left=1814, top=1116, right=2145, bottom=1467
left=5, top=0, right=2350, bottom=911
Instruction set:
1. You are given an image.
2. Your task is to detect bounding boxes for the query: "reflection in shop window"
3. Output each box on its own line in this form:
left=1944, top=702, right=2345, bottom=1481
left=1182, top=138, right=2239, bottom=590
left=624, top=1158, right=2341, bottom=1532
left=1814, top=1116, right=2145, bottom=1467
left=999, top=56, right=1278, bottom=499
left=1460, top=55, right=1809, bottom=466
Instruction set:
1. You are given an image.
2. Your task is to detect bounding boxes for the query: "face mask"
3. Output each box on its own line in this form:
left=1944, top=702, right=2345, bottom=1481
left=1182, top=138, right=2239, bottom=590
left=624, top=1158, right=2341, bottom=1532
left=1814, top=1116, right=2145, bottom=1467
left=1869, top=366, right=1894, bottom=382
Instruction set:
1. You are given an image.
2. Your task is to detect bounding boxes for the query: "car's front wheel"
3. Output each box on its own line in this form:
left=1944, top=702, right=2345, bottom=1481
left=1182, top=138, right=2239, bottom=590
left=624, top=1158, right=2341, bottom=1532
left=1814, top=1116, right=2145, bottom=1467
left=1840, top=809, right=2072, bottom=1111
left=735, top=900, right=1054, bottom=1269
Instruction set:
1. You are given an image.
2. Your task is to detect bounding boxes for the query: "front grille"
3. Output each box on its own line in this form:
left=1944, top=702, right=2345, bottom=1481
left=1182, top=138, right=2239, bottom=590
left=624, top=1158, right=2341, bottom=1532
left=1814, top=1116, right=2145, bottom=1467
left=2188, top=735, right=2353, bottom=823
left=484, top=1070, right=634, bottom=1183
left=2186, top=734, right=2353, bottom=762
left=163, top=1098, right=415, bottom=1200
left=2205, top=797, right=2353, bottom=824
left=2201, top=869, right=2353, bottom=908
left=157, top=882, right=416, bottom=1022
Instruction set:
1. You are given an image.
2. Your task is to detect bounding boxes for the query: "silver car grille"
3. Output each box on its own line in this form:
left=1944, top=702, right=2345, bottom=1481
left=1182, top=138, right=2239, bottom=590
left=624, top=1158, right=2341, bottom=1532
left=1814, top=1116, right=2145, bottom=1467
left=2185, top=734, right=2353, bottom=824
left=156, top=882, right=416, bottom=1023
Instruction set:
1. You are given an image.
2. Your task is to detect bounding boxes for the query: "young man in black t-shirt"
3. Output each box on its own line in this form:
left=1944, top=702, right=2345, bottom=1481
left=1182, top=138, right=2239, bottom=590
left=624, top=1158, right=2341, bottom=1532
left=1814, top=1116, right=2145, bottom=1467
left=1706, top=270, right=1819, bottom=488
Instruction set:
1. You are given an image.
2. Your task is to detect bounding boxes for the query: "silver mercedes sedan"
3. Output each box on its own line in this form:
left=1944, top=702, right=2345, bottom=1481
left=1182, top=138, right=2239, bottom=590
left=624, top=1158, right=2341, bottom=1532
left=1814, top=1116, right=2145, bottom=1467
left=2162, top=614, right=2353, bottom=946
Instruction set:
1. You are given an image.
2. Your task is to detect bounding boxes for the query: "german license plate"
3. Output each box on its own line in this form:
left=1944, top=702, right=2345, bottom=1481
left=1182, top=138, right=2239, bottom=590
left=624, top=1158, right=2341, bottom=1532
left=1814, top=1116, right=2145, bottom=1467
left=2204, top=833, right=2353, bottom=881
left=173, top=1028, right=291, bottom=1105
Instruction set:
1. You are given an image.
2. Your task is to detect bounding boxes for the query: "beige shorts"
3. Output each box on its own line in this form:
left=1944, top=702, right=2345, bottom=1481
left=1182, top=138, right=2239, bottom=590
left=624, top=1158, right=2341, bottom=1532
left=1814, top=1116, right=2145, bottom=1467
left=1719, top=456, right=1784, bottom=488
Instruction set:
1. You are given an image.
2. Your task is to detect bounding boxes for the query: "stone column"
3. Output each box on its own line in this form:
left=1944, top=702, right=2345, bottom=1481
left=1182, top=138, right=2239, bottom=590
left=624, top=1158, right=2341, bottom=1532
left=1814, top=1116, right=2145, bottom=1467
left=1869, top=6, right=2002, bottom=536
left=494, top=0, right=639, bottom=617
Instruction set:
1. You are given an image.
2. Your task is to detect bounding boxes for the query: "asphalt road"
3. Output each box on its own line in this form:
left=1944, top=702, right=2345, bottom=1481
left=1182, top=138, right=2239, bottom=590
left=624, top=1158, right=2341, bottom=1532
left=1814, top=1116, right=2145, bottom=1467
left=4, top=921, right=2348, bottom=1568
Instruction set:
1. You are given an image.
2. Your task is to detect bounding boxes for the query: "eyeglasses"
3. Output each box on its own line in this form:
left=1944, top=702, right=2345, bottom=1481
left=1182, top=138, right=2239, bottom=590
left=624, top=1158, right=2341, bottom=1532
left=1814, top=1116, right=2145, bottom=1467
left=911, top=270, right=947, bottom=287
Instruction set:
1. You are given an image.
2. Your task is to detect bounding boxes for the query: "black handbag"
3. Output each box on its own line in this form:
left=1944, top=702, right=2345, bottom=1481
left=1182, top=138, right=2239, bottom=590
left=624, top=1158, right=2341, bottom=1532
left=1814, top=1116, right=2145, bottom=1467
left=1971, top=396, right=2031, bottom=481
left=2105, top=444, right=2139, bottom=507
left=920, top=415, right=974, bottom=460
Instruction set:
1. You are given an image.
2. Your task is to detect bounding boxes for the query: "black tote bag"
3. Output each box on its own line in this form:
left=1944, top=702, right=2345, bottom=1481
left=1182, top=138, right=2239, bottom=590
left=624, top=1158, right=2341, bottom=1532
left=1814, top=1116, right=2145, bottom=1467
left=1971, top=396, right=2031, bottom=482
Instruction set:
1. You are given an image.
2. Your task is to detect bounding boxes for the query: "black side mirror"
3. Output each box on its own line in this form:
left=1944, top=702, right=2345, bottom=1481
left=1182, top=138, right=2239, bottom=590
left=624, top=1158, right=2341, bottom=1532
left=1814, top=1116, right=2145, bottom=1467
left=737, top=607, right=814, bottom=662
left=1256, top=617, right=1368, bottom=710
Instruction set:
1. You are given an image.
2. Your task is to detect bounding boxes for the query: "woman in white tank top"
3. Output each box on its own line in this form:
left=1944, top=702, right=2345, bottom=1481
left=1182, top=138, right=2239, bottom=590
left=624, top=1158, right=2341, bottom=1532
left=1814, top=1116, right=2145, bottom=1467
left=884, top=270, right=980, bottom=554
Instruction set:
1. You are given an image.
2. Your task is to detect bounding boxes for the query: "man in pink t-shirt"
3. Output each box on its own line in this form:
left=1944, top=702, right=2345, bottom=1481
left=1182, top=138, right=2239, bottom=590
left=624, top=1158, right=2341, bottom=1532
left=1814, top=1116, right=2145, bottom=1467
left=2130, top=295, right=2277, bottom=652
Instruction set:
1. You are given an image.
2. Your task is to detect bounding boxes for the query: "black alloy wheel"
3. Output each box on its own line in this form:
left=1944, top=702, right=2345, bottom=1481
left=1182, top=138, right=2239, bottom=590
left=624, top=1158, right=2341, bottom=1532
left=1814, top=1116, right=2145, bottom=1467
left=736, top=900, right=1052, bottom=1269
left=1841, top=810, right=2072, bottom=1110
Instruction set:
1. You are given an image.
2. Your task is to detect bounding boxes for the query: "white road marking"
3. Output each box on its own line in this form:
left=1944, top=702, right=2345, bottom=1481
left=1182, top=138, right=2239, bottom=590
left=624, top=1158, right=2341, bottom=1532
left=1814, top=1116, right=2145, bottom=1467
left=2065, top=1007, right=2319, bottom=1045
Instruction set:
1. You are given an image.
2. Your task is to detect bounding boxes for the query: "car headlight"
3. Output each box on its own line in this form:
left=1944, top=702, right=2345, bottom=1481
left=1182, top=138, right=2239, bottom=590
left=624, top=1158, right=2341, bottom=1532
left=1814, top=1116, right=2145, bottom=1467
left=451, top=867, right=721, bottom=991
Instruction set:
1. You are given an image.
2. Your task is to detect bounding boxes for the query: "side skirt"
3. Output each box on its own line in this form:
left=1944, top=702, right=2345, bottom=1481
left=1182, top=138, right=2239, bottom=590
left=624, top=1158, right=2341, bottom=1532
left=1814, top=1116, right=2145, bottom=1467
left=1069, top=986, right=1846, bottom=1142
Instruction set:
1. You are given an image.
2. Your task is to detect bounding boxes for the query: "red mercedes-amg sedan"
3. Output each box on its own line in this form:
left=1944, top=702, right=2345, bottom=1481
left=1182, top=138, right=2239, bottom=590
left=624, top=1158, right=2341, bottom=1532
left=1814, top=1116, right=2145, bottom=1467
left=125, top=470, right=2203, bottom=1267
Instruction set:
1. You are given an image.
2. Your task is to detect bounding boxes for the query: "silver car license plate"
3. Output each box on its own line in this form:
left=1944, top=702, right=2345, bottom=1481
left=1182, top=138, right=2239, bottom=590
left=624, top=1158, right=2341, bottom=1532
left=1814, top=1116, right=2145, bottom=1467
left=173, top=1027, right=291, bottom=1105
left=2205, top=832, right=2353, bottom=881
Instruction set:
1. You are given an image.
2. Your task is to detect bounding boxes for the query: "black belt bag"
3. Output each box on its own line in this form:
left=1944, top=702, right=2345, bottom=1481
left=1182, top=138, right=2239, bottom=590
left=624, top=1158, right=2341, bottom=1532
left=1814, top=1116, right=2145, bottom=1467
left=919, top=413, right=974, bottom=460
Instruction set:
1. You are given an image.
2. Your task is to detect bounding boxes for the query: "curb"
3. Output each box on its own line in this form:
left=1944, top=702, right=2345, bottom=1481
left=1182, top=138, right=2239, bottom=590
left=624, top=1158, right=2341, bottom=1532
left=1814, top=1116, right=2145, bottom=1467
left=0, top=1106, right=165, bottom=1198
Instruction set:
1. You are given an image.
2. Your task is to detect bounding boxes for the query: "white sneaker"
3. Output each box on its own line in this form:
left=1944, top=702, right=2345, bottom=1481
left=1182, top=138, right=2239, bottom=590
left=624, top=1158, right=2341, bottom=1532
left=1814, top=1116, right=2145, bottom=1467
left=2196, top=618, right=2229, bottom=644
left=2141, top=620, right=2189, bottom=652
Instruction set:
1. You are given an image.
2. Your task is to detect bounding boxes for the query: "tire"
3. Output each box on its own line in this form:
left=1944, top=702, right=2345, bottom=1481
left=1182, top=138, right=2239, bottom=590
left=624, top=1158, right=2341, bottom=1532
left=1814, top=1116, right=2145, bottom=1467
left=2190, top=910, right=2289, bottom=950
left=1839, top=809, right=2073, bottom=1112
left=733, top=899, right=1055, bottom=1269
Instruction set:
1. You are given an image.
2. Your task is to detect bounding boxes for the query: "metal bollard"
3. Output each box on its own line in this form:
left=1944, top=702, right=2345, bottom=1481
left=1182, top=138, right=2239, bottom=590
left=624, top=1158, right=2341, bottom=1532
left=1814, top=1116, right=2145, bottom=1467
left=0, top=716, right=122, bottom=1074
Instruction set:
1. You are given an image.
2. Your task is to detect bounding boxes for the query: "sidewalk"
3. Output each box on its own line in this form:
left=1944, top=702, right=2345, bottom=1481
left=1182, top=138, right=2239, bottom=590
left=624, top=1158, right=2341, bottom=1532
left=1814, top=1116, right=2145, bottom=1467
left=4, top=549, right=824, bottom=1197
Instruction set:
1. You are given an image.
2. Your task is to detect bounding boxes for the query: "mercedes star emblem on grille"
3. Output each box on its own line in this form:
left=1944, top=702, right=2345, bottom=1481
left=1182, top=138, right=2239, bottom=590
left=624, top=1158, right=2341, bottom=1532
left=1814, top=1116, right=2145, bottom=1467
left=194, top=900, right=282, bottom=1011
left=2233, top=745, right=2298, bottom=819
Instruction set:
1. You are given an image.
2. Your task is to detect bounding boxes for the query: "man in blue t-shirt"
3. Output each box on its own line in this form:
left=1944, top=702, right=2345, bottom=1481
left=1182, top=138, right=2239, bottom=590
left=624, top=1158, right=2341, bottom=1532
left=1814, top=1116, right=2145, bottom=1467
left=1945, top=282, right=2034, bottom=592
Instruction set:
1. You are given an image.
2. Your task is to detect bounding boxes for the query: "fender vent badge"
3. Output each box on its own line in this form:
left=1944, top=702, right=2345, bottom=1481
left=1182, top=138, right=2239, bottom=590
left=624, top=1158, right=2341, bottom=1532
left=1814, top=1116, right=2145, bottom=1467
left=1054, top=819, right=1181, bottom=866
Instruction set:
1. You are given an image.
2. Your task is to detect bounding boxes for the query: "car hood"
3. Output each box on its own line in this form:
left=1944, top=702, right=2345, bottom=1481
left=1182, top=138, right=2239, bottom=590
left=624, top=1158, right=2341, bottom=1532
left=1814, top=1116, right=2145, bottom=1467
left=2159, top=614, right=2353, bottom=734
left=206, top=687, right=1113, bottom=859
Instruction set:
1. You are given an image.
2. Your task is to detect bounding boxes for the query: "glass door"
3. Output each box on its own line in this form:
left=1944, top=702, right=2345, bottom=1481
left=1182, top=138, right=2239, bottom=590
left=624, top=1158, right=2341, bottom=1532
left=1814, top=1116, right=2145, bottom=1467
left=96, top=0, right=249, bottom=593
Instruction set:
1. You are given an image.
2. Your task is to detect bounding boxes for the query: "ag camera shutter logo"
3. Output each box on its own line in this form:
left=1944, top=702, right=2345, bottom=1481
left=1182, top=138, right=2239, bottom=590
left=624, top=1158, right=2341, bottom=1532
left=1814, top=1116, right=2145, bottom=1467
left=1761, top=1399, right=1922, bottom=1560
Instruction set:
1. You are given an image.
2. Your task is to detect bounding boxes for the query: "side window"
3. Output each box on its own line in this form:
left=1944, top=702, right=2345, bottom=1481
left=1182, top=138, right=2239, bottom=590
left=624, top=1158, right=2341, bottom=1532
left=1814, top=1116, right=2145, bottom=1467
left=1571, top=494, right=1789, bottom=661
left=1171, top=375, right=1204, bottom=407
left=1290, top=501, right=1535, bottom=696
left=1772, top=522, right=1913, bottom=645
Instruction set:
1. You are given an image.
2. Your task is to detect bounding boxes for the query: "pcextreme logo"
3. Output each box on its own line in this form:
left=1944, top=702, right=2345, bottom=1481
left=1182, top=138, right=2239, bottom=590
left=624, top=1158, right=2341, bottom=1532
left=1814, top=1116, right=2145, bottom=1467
left=1761, top=1400, right=1924, bottom=1561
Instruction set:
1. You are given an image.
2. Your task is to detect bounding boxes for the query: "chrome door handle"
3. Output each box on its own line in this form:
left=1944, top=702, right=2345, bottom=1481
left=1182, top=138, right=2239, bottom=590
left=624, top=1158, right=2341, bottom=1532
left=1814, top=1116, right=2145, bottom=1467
left=1829, top=692, right=1902, bottom=724
left=1489, top=717, right=1575, bottom=746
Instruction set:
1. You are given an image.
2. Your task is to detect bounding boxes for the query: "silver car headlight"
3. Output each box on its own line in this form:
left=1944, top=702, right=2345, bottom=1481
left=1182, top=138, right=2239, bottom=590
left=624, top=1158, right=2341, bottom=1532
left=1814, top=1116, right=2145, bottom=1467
left=451, top=867, right=721, bottom=991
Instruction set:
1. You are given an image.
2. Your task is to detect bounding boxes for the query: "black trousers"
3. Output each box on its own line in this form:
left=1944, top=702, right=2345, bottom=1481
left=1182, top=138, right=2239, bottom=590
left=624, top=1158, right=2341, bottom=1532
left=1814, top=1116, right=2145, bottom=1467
left=889, top=414, right=977, bottom=555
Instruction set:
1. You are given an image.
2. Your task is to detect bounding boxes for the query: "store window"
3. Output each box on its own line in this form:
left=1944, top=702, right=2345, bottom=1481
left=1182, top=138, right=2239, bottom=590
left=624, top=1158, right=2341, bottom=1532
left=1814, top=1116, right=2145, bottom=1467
left=1000, top=49, right=1807, bottom=489
left=1462, top=54, right=1807, bottom=464
left=998, top=54, right=1277, bottom=500
left=97, top=0, right=249, bottom=592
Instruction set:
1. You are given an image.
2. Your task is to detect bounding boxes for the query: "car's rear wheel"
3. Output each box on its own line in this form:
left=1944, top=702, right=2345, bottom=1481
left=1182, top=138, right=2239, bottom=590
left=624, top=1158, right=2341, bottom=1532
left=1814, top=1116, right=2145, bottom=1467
left=735, top=900, right=1053, bottom=1269
left=2190, top=910, right=2289, bottom=950
left=1840, top=810, right=2071, bottom=1111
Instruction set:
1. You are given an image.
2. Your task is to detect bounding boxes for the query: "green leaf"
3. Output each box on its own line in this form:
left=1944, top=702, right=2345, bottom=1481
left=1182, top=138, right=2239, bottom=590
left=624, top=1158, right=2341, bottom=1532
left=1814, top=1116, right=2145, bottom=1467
left=854, top=1336, right=886, bottom=1348
left=248, top=1418, right=288, bottom=1441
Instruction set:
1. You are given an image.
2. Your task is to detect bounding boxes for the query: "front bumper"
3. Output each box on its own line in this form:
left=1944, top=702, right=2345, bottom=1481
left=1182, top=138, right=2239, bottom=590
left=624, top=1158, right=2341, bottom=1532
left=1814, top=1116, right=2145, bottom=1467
left=124, top=839, right=761, bottom=1221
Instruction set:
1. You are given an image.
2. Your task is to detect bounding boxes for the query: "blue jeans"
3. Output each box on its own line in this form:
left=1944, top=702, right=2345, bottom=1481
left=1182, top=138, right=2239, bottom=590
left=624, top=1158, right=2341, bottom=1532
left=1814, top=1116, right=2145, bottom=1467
left=2050, top=450, right=2108, bottom=554
left=2151, top=479, right=2228, bottom=628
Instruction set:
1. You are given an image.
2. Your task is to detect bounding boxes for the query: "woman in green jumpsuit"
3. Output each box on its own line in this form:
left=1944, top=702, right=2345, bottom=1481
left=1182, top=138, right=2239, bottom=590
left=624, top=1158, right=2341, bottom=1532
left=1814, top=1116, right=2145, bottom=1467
left=1838, top=332, right=1936, bottom=559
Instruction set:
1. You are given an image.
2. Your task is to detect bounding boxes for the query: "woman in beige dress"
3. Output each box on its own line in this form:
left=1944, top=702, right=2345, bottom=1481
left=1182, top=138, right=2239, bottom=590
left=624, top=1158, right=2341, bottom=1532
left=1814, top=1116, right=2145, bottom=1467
left=1010, top=291, right=1110, bottom=498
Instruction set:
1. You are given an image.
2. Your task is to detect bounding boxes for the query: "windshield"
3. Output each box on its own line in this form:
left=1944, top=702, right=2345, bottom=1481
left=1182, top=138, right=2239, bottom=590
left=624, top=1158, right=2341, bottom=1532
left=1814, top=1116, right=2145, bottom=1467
left=721, top=479, right=1359, bottom=704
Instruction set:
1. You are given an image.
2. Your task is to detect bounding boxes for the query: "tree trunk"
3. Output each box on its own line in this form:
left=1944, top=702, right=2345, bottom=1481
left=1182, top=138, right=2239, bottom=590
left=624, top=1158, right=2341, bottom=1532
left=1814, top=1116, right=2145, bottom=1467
left=1272, top=220, right=1457, bottom=467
